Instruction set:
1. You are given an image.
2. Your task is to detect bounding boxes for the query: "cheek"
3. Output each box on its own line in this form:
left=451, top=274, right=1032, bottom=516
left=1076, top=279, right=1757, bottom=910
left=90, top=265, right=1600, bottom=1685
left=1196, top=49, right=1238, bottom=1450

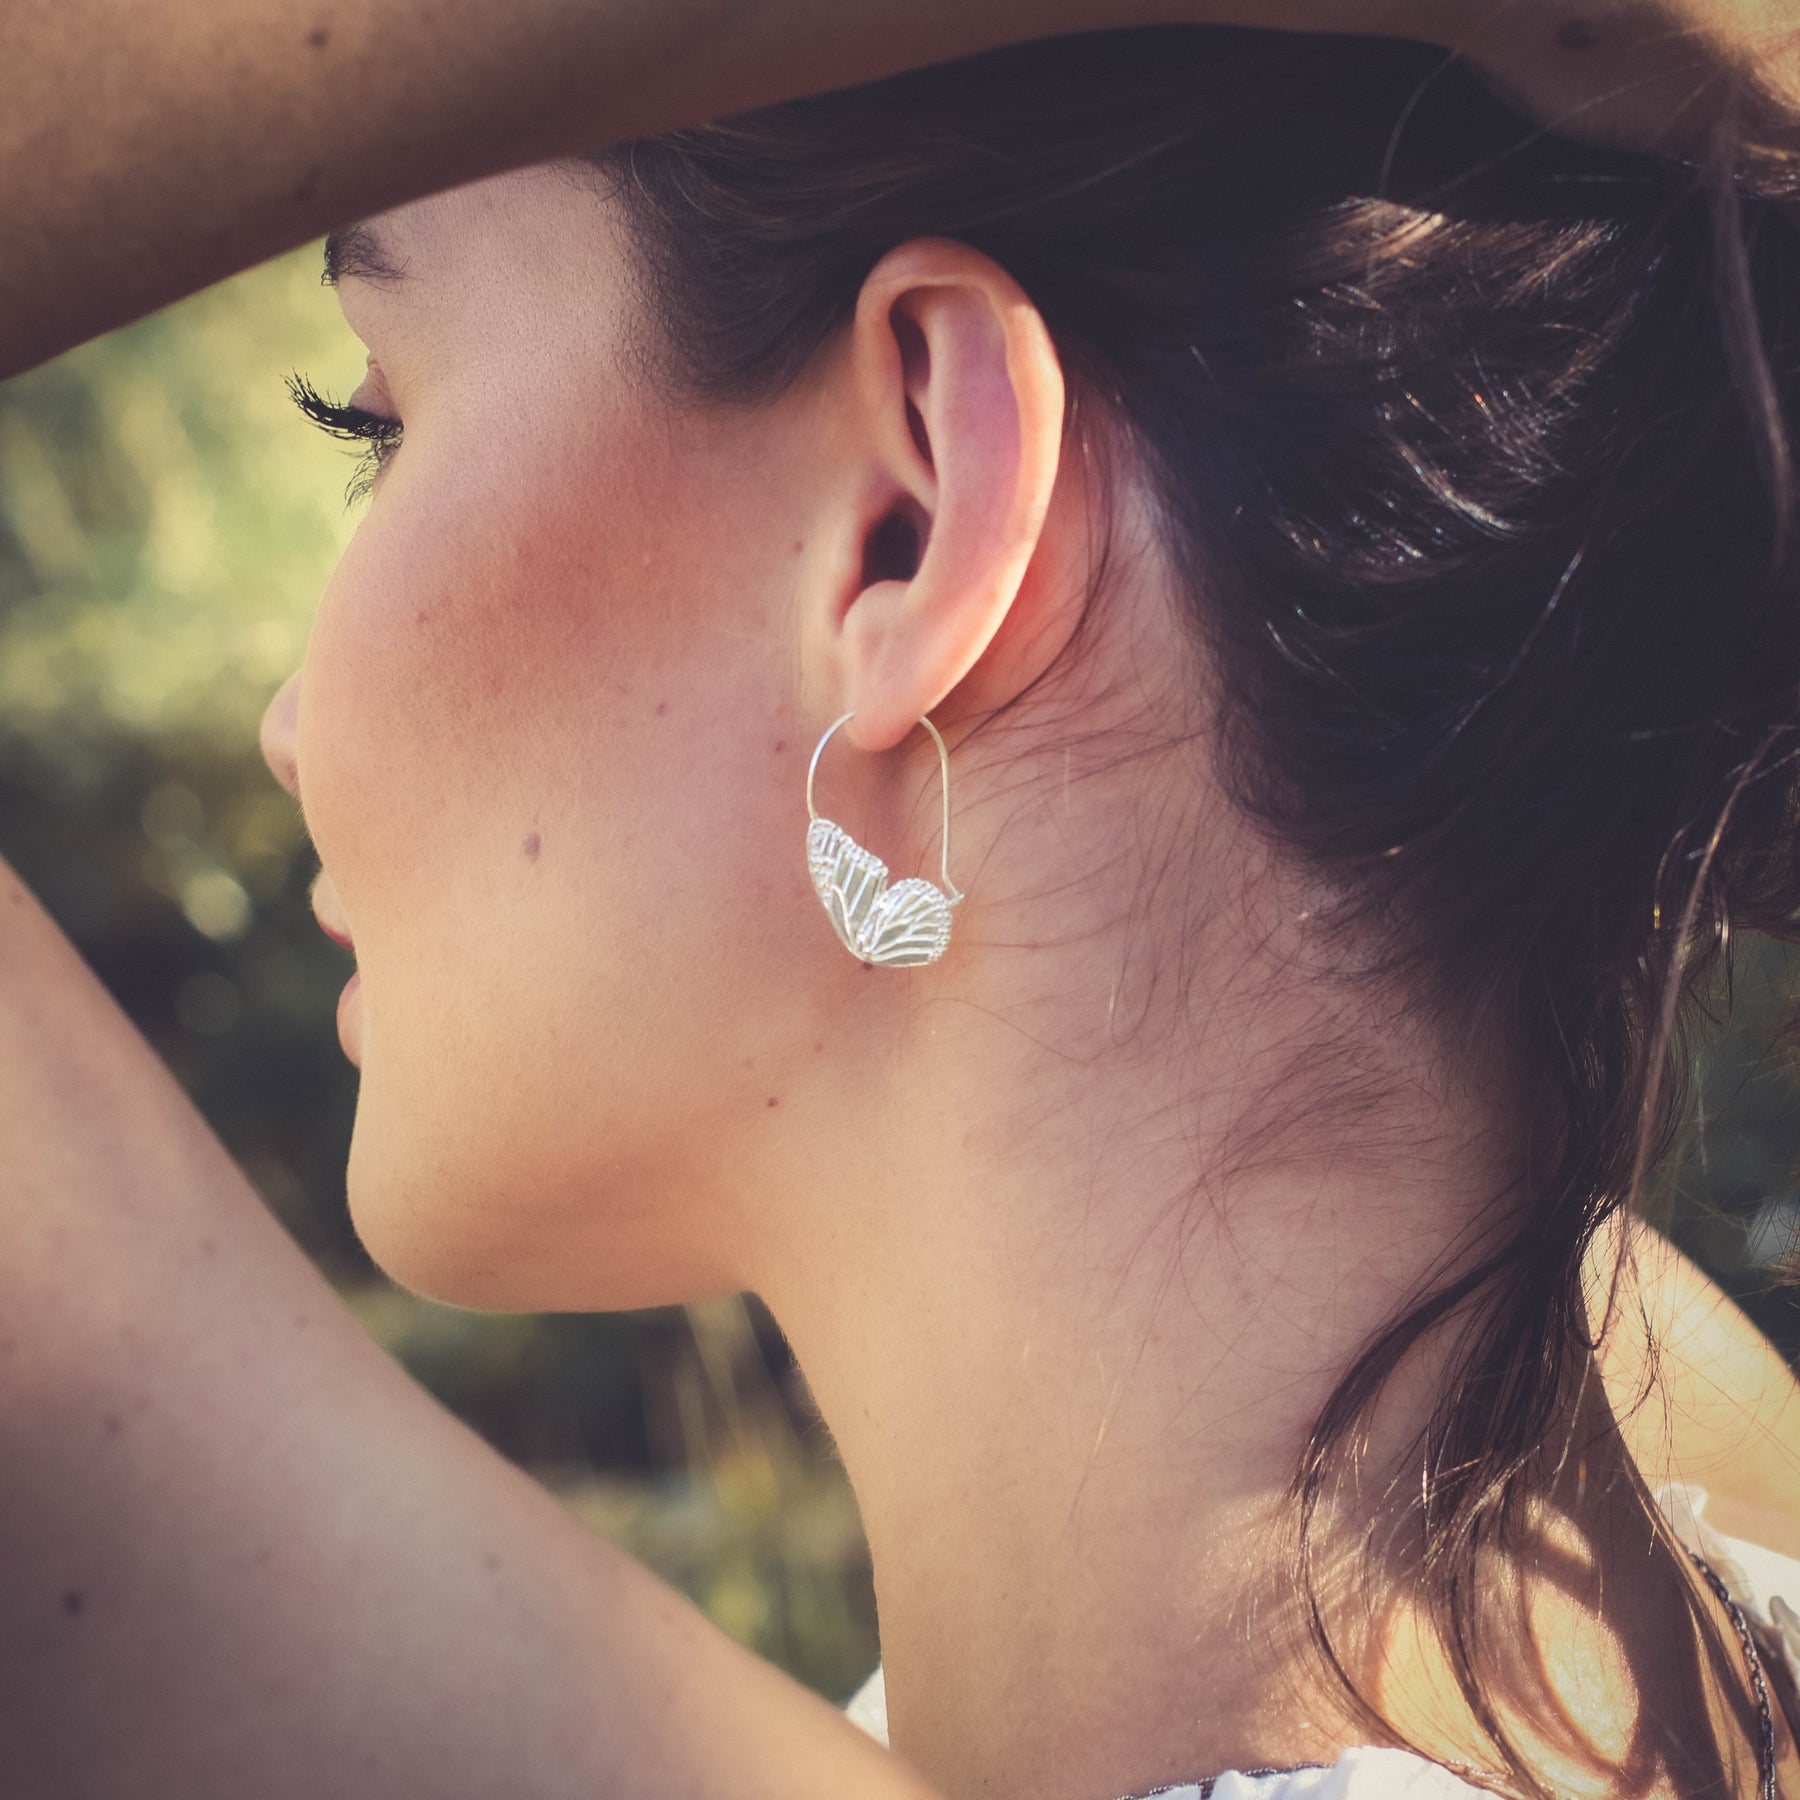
left=303, top=455, right=599, bottom=883
left=296, top=423, right=813, bottom=1305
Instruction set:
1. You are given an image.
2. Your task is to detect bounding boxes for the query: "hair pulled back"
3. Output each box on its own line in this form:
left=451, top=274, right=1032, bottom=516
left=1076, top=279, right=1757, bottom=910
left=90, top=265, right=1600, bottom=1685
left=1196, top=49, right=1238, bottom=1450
left=599, top=26, right=1800, bottom=1791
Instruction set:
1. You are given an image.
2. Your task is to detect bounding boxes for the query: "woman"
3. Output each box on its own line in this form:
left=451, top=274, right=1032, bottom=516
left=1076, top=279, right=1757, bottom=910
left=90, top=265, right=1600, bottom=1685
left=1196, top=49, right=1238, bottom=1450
left=0, top=5, right=1797, bottom=1798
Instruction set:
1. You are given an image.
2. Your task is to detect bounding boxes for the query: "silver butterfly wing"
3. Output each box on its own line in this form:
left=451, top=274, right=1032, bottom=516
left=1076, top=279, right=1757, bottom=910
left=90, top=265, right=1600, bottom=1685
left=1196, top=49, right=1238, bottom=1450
left=806, top=818, right=888, bottom=962
left=860, top=879, right=953, bottom=967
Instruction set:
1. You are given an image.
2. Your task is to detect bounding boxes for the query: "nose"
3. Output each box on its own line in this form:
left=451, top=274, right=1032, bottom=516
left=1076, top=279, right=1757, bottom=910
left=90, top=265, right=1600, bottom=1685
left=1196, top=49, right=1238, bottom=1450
left=260, top=672, right=302, bottom=801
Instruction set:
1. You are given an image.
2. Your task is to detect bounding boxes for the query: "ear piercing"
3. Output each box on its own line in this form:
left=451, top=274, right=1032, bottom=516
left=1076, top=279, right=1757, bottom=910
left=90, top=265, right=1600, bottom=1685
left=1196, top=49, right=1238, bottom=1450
left=804, top=711, right=964, bottom=967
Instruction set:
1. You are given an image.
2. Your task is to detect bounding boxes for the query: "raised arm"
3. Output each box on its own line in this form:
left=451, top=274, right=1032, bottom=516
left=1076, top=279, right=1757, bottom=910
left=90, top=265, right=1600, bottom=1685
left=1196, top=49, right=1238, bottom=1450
left=3, top=0, right=1796, bottom=379
left=0, top=860, right=936, bottom=1799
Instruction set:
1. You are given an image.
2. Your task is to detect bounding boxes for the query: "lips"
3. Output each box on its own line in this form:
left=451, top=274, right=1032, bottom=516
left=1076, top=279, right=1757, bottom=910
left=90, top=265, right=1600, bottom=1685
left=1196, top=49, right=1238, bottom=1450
left=310, top=870, right=356, bottom=953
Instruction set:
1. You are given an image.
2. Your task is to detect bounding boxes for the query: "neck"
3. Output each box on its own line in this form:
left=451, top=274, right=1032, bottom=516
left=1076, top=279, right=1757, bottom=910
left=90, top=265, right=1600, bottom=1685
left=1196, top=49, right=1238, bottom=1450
left=776, top=1155, right=1523, bottom=1797
left=753, top=736, right=1538, bottom=1797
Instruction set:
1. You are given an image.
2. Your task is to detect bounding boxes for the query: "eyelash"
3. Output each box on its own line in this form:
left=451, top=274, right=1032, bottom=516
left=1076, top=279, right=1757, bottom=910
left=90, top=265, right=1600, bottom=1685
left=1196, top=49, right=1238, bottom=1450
left=287, top=371, right=403, bottom=506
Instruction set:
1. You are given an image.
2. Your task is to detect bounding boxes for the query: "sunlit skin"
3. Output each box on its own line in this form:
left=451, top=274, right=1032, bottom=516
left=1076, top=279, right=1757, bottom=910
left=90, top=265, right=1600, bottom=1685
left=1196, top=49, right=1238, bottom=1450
left=255, top=164, right=1797, bottom=1800
left=0, top=4, right=1788, bottom=1793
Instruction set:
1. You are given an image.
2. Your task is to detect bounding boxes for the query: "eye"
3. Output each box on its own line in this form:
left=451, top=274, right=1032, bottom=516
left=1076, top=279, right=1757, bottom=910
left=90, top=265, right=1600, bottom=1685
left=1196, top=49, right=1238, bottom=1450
left=287, top=371, right=403, bottom=506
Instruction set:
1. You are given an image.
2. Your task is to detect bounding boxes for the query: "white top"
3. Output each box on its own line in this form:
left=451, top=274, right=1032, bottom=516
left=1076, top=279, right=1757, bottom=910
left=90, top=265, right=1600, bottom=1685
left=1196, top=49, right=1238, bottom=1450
left=842, top=1485, right=1800, bottom=1799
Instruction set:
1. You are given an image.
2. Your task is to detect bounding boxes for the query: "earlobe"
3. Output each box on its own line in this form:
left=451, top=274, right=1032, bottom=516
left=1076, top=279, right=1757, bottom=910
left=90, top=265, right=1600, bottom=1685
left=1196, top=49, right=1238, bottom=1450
left=826, top=238, right=1066, bottom=754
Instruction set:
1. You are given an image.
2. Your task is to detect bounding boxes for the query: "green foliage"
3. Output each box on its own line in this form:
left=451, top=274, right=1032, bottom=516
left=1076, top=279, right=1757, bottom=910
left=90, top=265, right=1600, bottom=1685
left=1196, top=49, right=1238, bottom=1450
left=1648, top=935, right=1800, bottom=1359
left=0, top=251, right=358, bottom=754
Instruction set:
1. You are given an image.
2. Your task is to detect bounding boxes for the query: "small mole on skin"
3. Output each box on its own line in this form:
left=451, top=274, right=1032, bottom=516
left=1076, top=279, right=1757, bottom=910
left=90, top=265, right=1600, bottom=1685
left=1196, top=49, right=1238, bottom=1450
left=654, top=700, right=670, bottom=717
left=414, top=609, right=428, bottom=627
left=1557, top=18, right=1602, bottom=48
left=812, top=1041, right=824, bottom=1054
left=766, top=1096, right=780, bottom=1108
left=102, top=1414, right=123, bottom=1439
left=792, top=540, right=804, bottom=556
left=772, top=740, right=785, bottom=754
left=198, top=1237, right=217, bottom=1259
left=523, top=832, right=541, bottom=862
left=305, top=24, right=330, bottom=49
left=482, top=1550, right=503, bottom=1572
left=61, top=1591, right=84, bottom=1617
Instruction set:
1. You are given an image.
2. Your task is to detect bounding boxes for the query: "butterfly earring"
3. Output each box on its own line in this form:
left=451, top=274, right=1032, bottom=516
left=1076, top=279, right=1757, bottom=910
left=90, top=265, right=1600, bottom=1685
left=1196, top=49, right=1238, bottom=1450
left=805, top=710, right=965, bottom=967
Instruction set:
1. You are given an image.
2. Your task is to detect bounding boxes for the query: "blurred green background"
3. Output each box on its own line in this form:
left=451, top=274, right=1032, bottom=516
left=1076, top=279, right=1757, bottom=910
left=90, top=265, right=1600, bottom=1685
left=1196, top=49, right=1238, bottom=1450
left=0, top=248, right=1793, bottom=1705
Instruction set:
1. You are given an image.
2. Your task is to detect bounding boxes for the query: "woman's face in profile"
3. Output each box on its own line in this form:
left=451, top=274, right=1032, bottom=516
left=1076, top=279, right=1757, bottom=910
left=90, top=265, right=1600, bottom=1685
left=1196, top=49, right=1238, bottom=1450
left=260, top=166, right=857, bottom=1312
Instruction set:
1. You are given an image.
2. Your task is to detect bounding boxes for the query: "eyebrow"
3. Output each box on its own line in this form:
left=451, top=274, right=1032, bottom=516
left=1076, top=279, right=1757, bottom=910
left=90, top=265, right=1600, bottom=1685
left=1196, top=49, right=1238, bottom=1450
left=321, top=222, right=409, bottom=288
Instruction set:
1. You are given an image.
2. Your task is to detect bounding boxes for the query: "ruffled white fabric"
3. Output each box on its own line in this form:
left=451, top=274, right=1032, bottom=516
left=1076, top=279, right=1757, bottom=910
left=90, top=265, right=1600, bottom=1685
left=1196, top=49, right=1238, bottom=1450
left=1150, top=1748, right=1495, bottom=1798
left=841, top=1495, right=1800, bottom=1798
left=1654, top=1481, right=1800, bottom=1700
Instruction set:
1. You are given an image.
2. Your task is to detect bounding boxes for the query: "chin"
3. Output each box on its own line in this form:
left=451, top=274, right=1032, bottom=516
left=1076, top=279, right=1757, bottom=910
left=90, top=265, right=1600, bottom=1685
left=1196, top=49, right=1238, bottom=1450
left=344, top=1174, right=525, bottom=1312
left=343, top=1117, right=735, bottom=1315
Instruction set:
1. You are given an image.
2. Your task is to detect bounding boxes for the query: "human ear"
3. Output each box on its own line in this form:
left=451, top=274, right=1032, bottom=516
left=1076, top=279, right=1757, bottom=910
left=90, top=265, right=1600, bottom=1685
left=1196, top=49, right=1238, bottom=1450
left=814, top=237, right=1066, bottom=753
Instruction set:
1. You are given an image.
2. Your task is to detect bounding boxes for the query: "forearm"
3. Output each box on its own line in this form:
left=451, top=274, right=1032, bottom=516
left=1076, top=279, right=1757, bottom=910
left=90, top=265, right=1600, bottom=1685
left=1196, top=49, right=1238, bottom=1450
left=1, top=0, right=827, bottom=376
left=0, top=860, right=929, bottom=1798
left=16, top=0, right=1774, bottom=382
left=0, top=0, right=1244, bottom=376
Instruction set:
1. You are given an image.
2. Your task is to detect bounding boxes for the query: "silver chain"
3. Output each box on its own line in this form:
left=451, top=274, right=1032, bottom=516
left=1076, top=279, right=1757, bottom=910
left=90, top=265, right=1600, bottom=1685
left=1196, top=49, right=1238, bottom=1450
left=1688, top=1547, right=1780, bottom=1800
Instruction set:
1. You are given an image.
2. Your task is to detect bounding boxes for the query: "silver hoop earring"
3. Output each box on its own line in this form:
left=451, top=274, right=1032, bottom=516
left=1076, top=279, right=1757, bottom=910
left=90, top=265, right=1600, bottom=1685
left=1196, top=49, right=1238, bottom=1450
left=805, top=711, right=965, bottom=967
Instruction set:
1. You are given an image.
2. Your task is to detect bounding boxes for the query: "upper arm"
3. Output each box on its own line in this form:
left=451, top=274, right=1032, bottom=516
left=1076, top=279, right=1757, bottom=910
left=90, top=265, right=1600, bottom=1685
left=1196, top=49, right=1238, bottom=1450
left=0, top=862, right=934, bottom=1799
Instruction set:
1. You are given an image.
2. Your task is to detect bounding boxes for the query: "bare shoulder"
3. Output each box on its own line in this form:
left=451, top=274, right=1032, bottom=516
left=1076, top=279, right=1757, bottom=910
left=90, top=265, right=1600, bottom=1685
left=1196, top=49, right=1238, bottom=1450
left=1597, top=1214, right=1800, bottom=1558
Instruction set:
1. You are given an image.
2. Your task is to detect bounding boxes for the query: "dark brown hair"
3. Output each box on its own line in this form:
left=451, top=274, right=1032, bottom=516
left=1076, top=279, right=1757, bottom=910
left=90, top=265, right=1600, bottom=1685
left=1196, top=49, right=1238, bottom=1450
left=598, top=25, right=1800, bottom=1792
